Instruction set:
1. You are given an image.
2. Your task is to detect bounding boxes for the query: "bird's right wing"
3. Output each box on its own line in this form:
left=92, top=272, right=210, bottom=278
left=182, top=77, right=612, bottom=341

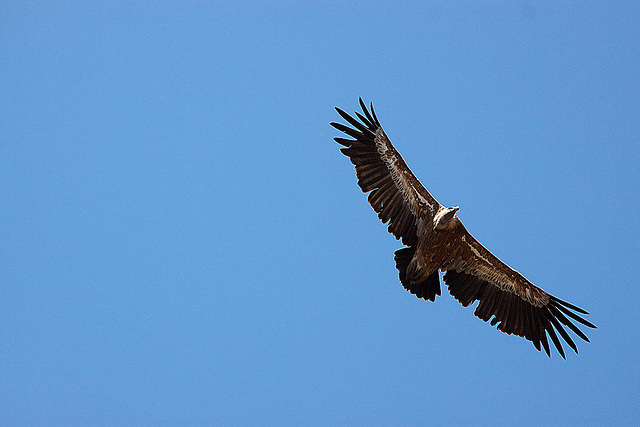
left=331, top=98, right=441, bottom=247
left=441, top=223, right=596, bottom=358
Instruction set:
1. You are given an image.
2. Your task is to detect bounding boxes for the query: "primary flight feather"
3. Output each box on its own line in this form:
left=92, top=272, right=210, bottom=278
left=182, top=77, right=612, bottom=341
left=331, top=98, right=595, bottom=358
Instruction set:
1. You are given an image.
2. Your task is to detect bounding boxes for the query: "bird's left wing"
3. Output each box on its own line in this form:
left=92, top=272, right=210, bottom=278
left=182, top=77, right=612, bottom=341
left=331, top=98, right=441, bottom=247
left=441, top=223, right=596, bottom=358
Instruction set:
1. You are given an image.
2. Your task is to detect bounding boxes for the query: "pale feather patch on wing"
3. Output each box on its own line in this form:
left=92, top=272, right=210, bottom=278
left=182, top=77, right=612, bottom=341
left=462, top=235, right=493, bottom=266
left=470, top=263, right=550, bottom=307
left=445, top=235, right=549, bottom=307
left=374, top=129, right=437, bottom=218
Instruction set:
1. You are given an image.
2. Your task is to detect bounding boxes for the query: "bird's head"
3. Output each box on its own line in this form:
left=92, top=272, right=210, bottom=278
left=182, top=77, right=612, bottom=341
left=435, top=206, right=459, bottom=230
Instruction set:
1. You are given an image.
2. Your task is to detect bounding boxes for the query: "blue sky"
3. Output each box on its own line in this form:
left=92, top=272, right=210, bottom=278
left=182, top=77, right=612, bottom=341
left=2, top=2, right=639, bottom=425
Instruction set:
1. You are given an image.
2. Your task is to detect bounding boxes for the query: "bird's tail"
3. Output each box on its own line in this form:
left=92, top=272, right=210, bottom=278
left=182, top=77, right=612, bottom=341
left=394, top=247, right=441, bottom=302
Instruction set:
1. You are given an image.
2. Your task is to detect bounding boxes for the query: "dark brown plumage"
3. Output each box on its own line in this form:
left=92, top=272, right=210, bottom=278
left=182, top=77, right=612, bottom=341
left=331, top=98, right=596, bottom=358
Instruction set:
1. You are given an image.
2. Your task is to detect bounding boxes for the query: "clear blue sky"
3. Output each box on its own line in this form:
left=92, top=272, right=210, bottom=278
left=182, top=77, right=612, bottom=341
left=2, top=2, right=639, bottom=425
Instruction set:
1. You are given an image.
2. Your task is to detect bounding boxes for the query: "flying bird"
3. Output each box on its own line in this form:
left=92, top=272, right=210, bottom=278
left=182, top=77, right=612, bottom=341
left=331, top=98, right=595, bottom=358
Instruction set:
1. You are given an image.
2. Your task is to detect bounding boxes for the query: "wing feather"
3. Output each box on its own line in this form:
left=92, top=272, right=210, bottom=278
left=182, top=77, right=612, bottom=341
left=332, top=98, right=441, bottom=247
left=551, top=306, right=591, bottom=342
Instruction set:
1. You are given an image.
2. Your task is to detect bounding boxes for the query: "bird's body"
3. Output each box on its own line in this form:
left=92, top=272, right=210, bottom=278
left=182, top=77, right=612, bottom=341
left=331, top=98, right=595, bottom=358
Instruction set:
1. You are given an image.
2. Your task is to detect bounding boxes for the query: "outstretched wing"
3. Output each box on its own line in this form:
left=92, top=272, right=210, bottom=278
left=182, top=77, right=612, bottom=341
left=331, top=98, right=440, bottom=247
left=441, top=223, right=596, bottom=358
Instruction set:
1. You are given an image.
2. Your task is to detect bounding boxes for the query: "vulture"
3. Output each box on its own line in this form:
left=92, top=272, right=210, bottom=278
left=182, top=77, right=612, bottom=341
left=331, top=98, right=595, bottom=358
